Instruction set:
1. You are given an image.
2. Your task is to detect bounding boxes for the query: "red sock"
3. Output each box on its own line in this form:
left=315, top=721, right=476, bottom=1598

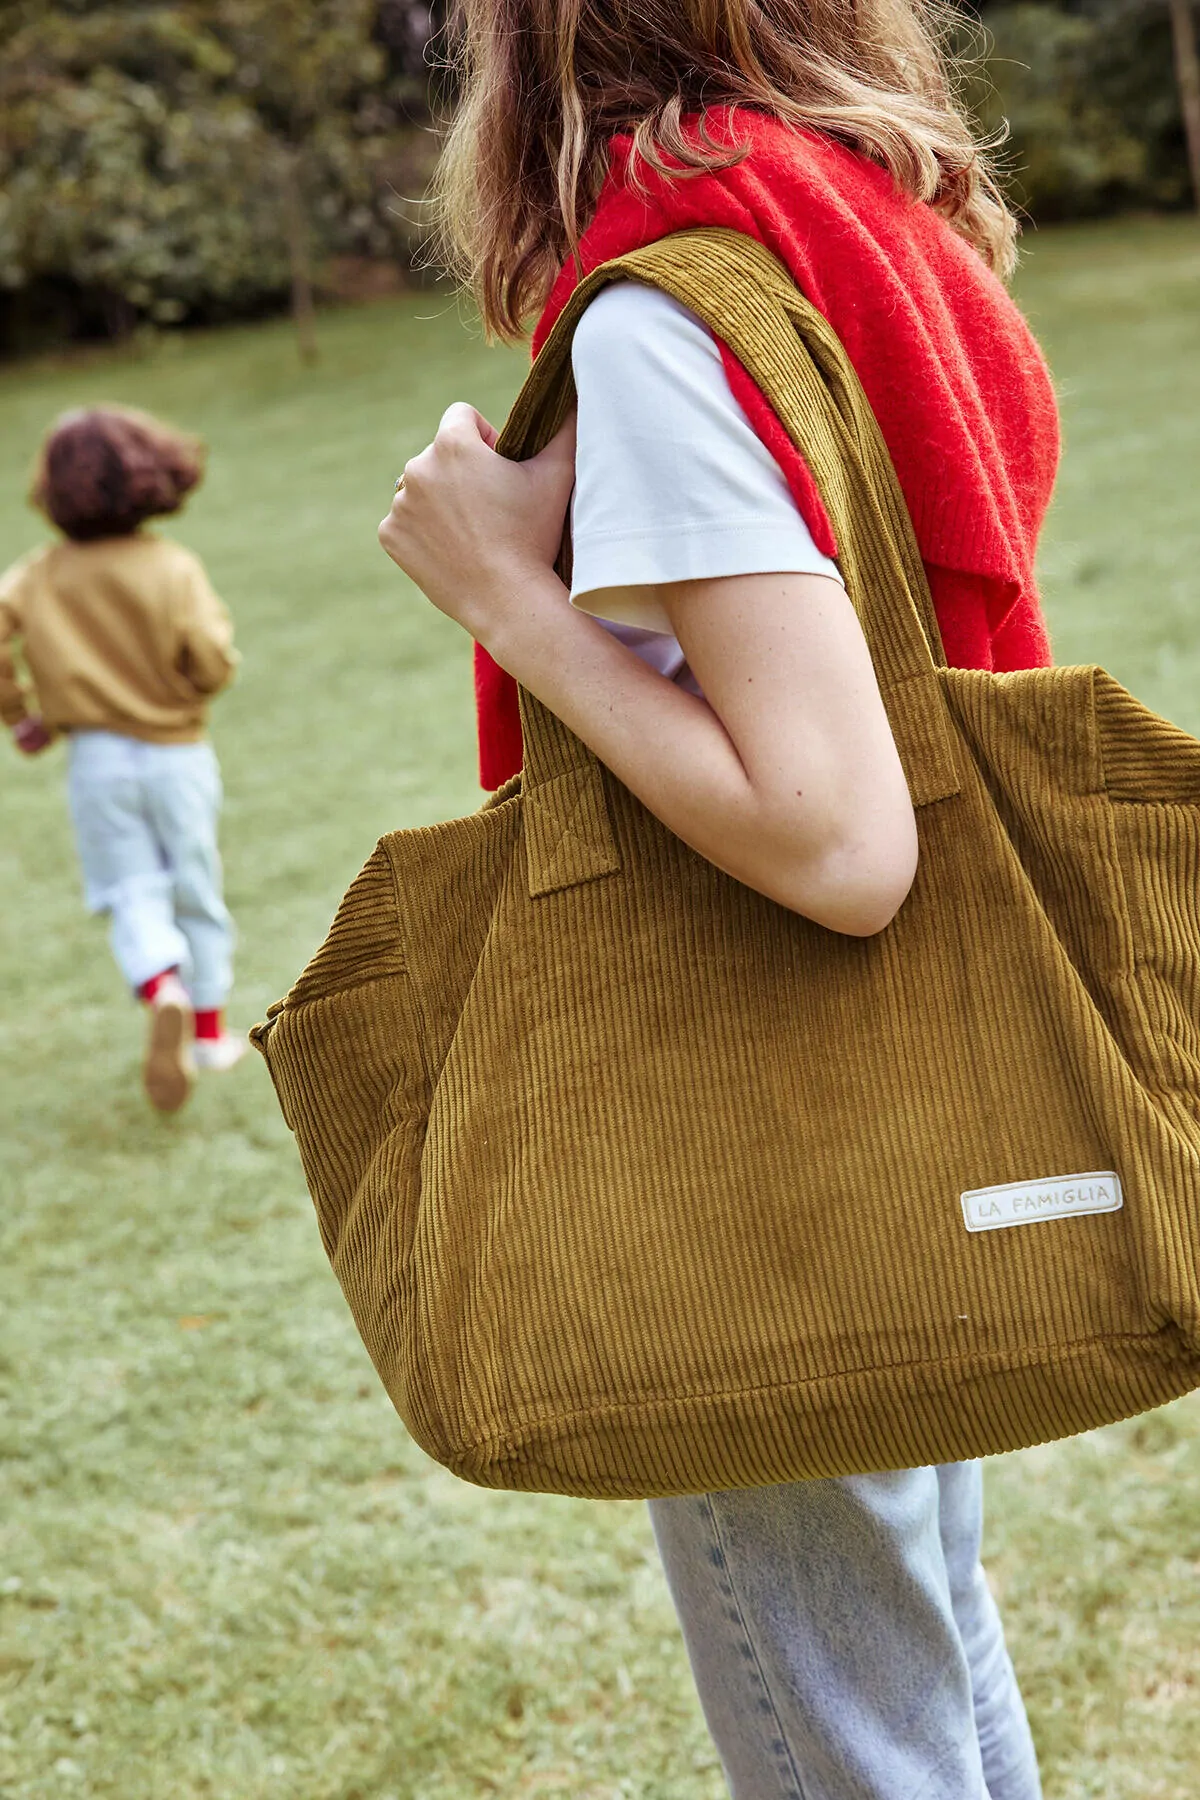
left=194, top=1008, right=223, bottom=1042
left=139, top=968, right=178, bottom=1004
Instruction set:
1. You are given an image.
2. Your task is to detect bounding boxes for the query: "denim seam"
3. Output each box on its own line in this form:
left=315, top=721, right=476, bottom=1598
left=700, top=1493, right=812, bottom=1800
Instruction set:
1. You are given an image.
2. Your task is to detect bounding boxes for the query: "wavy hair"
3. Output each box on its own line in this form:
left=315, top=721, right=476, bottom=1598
left=32, top=407, right=205, bottom=542
left=433, top=0, right=1014, bottom=340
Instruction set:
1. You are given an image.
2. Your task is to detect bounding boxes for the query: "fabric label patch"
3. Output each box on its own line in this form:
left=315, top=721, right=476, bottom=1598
left=961, top=1172, right=1123, bottom=1233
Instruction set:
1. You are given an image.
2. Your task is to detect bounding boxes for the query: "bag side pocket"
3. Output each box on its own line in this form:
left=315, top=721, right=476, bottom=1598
left=1096, top=670, right=1200, bottom=1095
left=252, top=838, right=432, bottom=1279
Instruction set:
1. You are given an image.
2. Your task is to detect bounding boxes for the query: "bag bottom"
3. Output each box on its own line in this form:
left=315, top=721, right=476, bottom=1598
left=415, top=1327, right=1200, bottom=1499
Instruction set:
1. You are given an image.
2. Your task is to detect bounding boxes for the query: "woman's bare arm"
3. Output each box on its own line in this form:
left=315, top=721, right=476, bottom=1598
left=379, top=405, right=917, bottom=935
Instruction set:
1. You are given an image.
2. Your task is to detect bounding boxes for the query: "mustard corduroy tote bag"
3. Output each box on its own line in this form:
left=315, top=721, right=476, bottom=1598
left=253, top=230, right=1200, bottom=1499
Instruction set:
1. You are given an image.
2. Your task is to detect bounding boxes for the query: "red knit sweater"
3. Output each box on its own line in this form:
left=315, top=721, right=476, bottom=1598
left=475, top=111, right=1059, bottom=789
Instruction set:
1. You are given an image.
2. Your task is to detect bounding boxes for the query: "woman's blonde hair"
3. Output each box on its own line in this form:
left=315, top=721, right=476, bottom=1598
left=434, top=0, right=1014, bottom=340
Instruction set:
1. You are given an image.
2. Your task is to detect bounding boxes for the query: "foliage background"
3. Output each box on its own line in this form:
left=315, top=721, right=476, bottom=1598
left=0, top=0, right=1195, bottom=353
left=971, top=0, right=1194, bottom=221
left=0, top=0, right=440, bottom=351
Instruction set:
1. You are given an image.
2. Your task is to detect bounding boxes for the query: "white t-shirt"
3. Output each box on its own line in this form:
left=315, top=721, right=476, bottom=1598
left=569, top=282, right=843, bottom=693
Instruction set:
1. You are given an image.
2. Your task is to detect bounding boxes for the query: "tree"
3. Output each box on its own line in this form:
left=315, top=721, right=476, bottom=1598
left=0, top=8, right=286, bottom=343
left=1167, top=0, right=1200, bottom=206
left=967, top=1, right=1195, bottom=219
left=0, top=0, right=437, bottom=354
left=197, top=0, right=388, bottom=360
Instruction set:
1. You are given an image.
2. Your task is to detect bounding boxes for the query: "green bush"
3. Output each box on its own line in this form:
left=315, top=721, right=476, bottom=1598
left=969, top=1, right=1191, bottom=219
left=0, top=2, right=437, bottom=352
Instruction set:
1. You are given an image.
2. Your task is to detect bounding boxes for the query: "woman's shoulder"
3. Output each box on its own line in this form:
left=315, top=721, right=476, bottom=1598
left=571, top=280, right=720, bottom=377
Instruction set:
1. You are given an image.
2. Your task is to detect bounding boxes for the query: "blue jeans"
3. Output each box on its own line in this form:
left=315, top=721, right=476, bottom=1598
left=649, top=1461, right=1041, bottom=1800
left=67, top=730, right=234, bottom=1010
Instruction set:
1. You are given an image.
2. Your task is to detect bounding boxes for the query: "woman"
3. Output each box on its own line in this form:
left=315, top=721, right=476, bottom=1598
left=379, top=2, right=1056, bottom=1793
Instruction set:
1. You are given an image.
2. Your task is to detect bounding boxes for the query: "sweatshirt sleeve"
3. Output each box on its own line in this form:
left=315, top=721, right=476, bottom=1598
left=0, top=554, right=35, bottom=727
left=175, top=553, right=240, bottom=698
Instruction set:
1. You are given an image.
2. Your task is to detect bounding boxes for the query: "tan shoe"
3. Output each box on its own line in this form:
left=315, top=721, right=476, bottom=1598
left=143, top=977, right=194, bottom=1113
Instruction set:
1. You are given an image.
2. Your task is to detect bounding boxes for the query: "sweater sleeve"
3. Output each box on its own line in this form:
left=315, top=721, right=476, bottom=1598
left=175, top=553, right=240, bottom=698
left=0, top=553, right=37, bottom=727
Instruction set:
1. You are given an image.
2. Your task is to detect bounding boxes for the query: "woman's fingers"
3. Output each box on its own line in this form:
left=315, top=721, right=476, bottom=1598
left=392, top=405, right=498, bottom=508
left=376, top=399, right=577, bottom=634
left=438, top=401, right=500, bottom=450
left=378, top=475, right=415, bottom=566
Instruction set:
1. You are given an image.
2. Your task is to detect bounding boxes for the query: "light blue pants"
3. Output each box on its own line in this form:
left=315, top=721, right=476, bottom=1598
left=649, top=1461, right=1041, bottom=1800
left=66, top=730, right=234, bottom=1011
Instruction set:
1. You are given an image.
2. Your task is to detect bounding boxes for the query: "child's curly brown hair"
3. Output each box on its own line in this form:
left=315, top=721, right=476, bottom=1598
left=31, top=406, right=206, bottom=542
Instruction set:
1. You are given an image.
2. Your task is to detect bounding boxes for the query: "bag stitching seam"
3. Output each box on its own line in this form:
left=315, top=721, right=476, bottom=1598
left=456, top=1325, right=1187, bottom=1460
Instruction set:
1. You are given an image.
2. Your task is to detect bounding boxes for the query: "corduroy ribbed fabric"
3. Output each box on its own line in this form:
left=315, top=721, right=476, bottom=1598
left=254, top=231, right=1200, bottom=1500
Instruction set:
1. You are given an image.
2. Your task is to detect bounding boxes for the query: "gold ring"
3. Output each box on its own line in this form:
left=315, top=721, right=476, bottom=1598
left=394, top=475, right=405, bottom=494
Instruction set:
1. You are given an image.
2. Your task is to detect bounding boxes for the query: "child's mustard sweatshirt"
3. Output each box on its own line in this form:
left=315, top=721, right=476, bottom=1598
left=0, top=533, right=238, bottom=744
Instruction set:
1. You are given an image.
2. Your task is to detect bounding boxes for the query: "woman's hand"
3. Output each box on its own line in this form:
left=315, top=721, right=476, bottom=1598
left=378, top=404, right=577, bottom=644
left=377, top=408, right=914, bottom=935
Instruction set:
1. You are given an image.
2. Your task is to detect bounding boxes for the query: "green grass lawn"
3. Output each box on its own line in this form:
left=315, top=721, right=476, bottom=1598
left=2, top=215, right=1199, bottom=1800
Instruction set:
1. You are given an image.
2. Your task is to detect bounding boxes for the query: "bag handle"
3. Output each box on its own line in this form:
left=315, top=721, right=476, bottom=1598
left=496, top=228, right=962, bottom=894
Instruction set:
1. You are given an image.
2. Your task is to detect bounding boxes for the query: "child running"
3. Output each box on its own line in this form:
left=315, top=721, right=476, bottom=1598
left=1, top=405, right=245, bottom=1113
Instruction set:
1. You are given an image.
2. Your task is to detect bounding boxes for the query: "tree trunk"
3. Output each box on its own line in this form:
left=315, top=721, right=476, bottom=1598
left=281, top=150, right=320, bottom=365
left=1169, top=0, right=1200, bottom=210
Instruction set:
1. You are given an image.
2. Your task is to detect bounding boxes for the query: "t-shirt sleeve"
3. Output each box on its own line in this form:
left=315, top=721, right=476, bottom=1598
left=568, top=282, right=842, bottom=635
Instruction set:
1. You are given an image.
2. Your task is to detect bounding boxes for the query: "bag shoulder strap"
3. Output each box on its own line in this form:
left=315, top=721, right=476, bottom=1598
left=497, top=227, right=961, bottom=811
